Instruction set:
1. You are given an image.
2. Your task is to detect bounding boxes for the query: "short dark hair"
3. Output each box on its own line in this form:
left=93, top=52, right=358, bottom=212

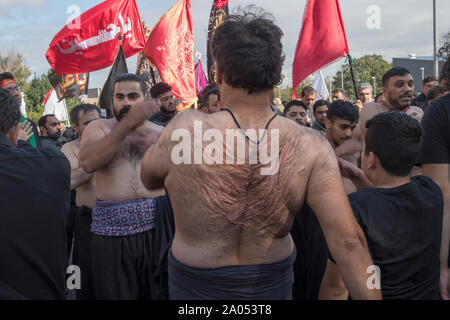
left=0, top=72, right=15, bottom=84
left=382, top=67, right=411, bottom=87
left=301, top=86, right=316, bottom=97
left=423, top=76, right=436, bottom=85
left=327, top=100, right=359, bottom=123
left=38, top=114, right=56, bottom=129
left=313, top=99, right=330, bottom=114
left=0, top=88, right=21, bottom=135
left=365, top=111, right=422, bottom=177
left=69, top=104, right=101, bottom=126
left=150, top=82, right=172, bottom=99
left=332, top=88, right=347, bottom=98
left=114, top=73, right=145, bottom=95
left=284, top=100, right=307, bottom=115
left=202, top=86, right=219, bottom=106
left=211, top=6, right=284, bottom=94
left=427, top=85, right=449, bottom=101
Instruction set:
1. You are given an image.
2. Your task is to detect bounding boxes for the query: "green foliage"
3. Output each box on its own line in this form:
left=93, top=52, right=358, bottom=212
left=0, top=49, right=31, bottom=88
left=275, top=76, right=314, bottom=103
left=332, top=54, right=392, bottom=99
left=24, top=73, right=52, bottom=113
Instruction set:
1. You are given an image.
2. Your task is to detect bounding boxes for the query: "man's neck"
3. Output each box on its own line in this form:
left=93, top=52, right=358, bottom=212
left=326, top=134, right=337, bottom=150
left=370, top=170, right=411, bottom=189
left=220, top=84, right=273, bottom=119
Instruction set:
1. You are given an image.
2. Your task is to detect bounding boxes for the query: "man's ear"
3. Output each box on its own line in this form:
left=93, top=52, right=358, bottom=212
left=39, top=126, right=47, bottom=136
left=367, top=151, right=377, bottom=170
left=325, top=119, right=332, bottom=130
left=7, top=123, right=20, bottom=146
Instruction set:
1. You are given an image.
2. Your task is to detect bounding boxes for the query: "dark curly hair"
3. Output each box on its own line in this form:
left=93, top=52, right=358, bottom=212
left=211, top=6, right=284, bottom=95
left=0, top=88, right=21, bottom=135
left=150, top=82, right=172, bottom=99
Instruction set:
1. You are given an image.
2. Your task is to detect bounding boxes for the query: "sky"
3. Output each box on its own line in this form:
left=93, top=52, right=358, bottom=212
left=1, top=0, right=449, bottom=89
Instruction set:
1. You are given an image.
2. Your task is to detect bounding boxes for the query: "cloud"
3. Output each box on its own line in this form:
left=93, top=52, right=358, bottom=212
left=0, top=0, right=44, bottom=8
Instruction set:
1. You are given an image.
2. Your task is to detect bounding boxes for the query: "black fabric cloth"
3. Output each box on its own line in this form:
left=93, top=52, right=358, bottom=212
left=40, top=136, right=67, bottom=150
left=91, top=194, right=175, bottom=299
left=168, top=247, right=296, bottom=300
left=421, top=93, right=450, bottom=268
left=412, top=92, right=428, bottom=111
left=66, top=189, right=77, bottom=261
left=290, top=204, right=328, bottom=300
left=148, top=112, right=173, bottom=127
left=0, top=135, right=70, bottom=299
left=330, top=176, right=443, bottom=300
left=72, top=206, right=95, bottom=300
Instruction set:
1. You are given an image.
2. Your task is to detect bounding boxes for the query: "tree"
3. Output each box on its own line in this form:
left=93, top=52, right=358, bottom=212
left=23, top=73, right=52, bottom=125
left=275, top=76, right=314, bottom=104
left=332, top=54, right=392, bottom=99
left=0, top=49, right=31, bottom=88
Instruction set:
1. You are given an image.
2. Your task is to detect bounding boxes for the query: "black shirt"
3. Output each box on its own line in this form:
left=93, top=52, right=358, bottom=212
left=148, top=112, right=174, bottom=127
left=348, top=176, right=442, bottom=299
left=0, top=135, right=70, bottom=299
left=412, top=92, right=428, bottom=111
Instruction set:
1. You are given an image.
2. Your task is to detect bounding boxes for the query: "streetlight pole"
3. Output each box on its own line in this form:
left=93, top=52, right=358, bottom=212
left=372, top=77, right=376, bottom=94
left=341, top=64, right=344, bottom=89
left=433, top=0, right=439, bottom=79
left=420, top=67, right=425, bottom=81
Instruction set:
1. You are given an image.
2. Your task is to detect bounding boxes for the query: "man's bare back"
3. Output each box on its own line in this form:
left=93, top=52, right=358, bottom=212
left=142, top=108, right=362, bottom=270
left=81, top=118, right=165, bottom=201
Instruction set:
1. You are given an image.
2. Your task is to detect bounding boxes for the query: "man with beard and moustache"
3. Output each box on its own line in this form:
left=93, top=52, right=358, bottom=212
left=335, top=67, right=423, bottom=161
left=148, top=82, right=176, bottom=127
left=311, top=100, right=329, bottom=136
left=38, top=114, right=67, bottom=150
left=79, top=73, right=175, bottom=299
left=0, top=72, right=40, bottom=147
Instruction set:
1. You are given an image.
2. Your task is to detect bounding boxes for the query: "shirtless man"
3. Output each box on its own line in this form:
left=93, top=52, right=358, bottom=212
left=61, top=104, right=101, bottom=300
left=335, top=67, right=424, bottom=161
left=140, top=9, right=380, bottom=300
left=80, top=73, right=174, bottom=299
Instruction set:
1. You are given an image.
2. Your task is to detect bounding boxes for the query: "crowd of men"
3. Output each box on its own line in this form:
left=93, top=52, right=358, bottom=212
left=0, top=7, right=449, bottom=300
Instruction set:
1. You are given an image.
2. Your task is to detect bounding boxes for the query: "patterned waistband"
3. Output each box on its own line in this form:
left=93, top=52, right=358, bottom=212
left=91, top=198, right=156, bottom=236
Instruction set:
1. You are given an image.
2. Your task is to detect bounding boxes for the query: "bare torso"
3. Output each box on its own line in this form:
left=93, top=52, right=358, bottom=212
left=165, top=110, right=329, bottom=268
left=94, top=119, right=165, bottom=201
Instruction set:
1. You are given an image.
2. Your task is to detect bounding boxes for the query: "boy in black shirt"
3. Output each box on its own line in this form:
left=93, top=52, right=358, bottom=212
left=320, top=112, right=443, bottom=299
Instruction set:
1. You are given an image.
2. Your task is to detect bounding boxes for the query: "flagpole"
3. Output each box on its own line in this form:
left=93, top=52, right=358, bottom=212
left=347, top=54, right=358, bottom=101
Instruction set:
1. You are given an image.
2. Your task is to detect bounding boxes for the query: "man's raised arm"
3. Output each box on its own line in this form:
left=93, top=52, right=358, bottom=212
left=306, top=139, right=381, bottom=300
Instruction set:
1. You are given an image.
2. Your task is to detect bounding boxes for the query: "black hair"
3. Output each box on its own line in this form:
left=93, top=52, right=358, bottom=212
left=150, top=82, right=172, bottom=99
left=381, top=67, right=411, bottom=87
left=427, top=85, right=449, bottom=101
left=69, top=104, right=101, bottom=125
left=114, top=73, right=145, bottom=95
left=313, top=99, right=330, bottom=113
left=0, top=88, right=21, bottom=135
left=0, top=72, right=15, bottom=84
left=301, top=86, right=316, bottom=97
left=211, top=5, right=284, bottom=95
left=327, top=100, right=359, bottom=123
left=284, top=100, right=307, bottom=115
left=202, top=86, right=219, bottom=106
left=38, top=114, right=56, bottom=129
left=440, top=55, right=450, bottom=87
left=332, top=88, right=347, bottom=98
left=422, top=76, right=436, bottom=85
left=365, top=111, right=422, bottom=177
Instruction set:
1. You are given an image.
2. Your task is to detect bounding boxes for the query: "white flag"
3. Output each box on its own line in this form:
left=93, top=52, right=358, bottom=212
left=42, top=89, right=69, bottom=122
left=312, top=71, right=329, bottom=101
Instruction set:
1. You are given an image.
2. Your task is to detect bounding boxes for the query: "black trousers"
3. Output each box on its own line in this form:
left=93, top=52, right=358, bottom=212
left=91, top=194, right=175, bottom=300
left=72, top=206, right=95, bottom=300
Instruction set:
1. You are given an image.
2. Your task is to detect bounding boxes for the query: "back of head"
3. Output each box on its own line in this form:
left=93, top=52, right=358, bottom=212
left=327, top=100, right=359, bottom=123
left=382, top=67, right=411, bottom=88
left=0, top=88, right=21, bottom=135
left=427, top=85, right=449, bottom=102
left=313, top=99, right=330, bottom=113
left=332, top=88, right=347, bottom=98
left=423, top=76, right=436, bottom=86
left=69, top=104, right=101, bottom=126
left=284, top=100, right=307, bottom=115
left=150, top=82, right=172, bottom=99
left=114, top=73, right=145, bottom=95
left=0, top=72, right=15, bottom=84
left=365, top=112, right=422, bottom=177
left=38, top=114, right=55, bottom=129
left=211, top=6, right=284, bottom=94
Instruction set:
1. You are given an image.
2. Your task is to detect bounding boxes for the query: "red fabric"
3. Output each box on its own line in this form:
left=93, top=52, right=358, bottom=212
left=144, top=0, right=196, bottom=105
left=46, top=0, right=145, bottom=74
left=215, top=0, right=229, bottom=9
left=292, top=0, right=349, bottom=99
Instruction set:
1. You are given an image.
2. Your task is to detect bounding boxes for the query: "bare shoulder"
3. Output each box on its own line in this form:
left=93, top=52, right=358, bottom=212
left=61, top=140, right=78, bottom=155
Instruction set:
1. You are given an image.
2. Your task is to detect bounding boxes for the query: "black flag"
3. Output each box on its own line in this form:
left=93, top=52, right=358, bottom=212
left=99, top=45, right=128, bottom=118
left=207, top=0, right=229, bottom=83
left=48, top=71, right=89, bottom=102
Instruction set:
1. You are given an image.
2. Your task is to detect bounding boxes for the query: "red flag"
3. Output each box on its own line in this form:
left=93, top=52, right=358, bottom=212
left=292, top=0, right=349, bottom=99
left=144, top=0, right=196, bottom=105
left=46, top=0, right=145, bottom=74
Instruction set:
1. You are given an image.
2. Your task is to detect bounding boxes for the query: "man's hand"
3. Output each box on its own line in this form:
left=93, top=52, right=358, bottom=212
left=338, top=157, right=361, bottom=179
left=355, top=100, right=363, bottom=112
left=122, top=98, right=161, bottom=131
left=17, top=120, right=33, bottom=141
